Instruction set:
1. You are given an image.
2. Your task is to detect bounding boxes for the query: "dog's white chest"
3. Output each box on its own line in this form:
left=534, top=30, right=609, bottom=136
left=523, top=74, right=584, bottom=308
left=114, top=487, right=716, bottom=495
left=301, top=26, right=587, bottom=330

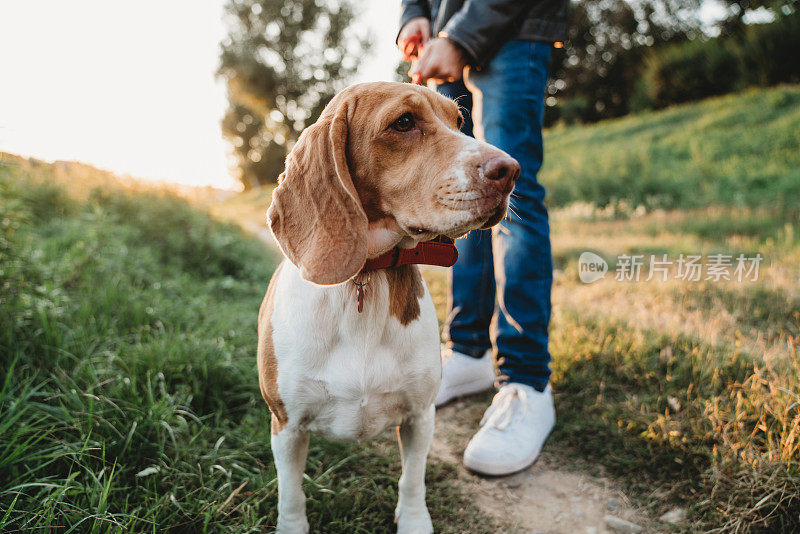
left=271, top=263, right=441, bottom=442
left=296, top=344, right=434, bottom=442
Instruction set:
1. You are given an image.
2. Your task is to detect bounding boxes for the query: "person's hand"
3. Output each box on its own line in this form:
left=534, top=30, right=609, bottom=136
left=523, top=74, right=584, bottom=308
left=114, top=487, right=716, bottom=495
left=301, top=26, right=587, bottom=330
left=398, top=17, right=430, bottom=61
left=409, top=37, right=468, bottom=84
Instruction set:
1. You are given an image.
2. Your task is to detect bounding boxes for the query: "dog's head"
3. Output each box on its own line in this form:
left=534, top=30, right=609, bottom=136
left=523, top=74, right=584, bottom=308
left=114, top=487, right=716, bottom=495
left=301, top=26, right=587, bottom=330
left=268, top=81, right=518, bottom=285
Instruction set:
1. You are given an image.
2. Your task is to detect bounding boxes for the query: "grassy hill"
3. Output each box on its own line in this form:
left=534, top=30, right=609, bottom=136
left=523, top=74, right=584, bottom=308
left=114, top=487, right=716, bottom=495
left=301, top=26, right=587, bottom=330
left=541, top=85, right=800, bottom=214
left=0, top=155, right=493, bottom=532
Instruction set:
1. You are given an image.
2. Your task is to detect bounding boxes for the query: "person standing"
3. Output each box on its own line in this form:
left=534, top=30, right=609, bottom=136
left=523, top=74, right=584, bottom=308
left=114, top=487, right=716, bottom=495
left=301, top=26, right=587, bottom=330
left=397, top=0, right=568, bottom=476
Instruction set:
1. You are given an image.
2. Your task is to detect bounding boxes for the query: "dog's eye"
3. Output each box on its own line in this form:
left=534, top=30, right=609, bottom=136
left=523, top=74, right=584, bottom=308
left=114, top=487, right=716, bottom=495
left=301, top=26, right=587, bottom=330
left=456, top=113, right=464, bottom=129
left=392, top=113, right=415, bottom=132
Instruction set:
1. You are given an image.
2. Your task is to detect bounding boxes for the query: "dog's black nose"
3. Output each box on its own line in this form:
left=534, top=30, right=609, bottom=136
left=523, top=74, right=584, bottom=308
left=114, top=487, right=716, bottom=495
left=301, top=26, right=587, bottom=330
left=482, top=155, right=520, bottom=190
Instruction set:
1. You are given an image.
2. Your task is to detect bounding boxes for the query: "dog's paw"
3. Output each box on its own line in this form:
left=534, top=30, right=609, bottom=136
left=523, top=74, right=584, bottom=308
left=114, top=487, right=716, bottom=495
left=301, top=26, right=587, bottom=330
left=276, top=515, right=309, bottom=534
left=395, top=504, right=433, bottom=534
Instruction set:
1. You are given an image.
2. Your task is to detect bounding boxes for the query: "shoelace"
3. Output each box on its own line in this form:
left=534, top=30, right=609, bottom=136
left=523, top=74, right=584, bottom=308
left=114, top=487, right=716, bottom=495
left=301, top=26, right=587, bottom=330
left=480, top=383, right=530, bottom=430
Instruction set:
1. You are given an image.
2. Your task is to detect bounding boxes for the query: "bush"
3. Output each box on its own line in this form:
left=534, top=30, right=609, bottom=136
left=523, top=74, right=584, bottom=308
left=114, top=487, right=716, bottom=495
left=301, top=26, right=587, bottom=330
left=639, top=12, right=800, bottom=111
left=646, top=38, right=741, bottom=108
left=737, top=12, right=800, bottom=86
left=544, top=97, right=589, bottom=127
left=628, top=77, right=654, bottom=113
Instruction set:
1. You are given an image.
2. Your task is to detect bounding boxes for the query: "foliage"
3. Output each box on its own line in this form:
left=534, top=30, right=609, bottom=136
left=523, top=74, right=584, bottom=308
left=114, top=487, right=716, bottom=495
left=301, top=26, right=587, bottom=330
left=547, top=0, right=702, bottom=124
left=736, top=9, right=800, bottom=86
left=218, top=0, right=369, bottom=189
left=712, top=0, right=794, bottom=37
left=645, top=38, right=741, bottom=108
left=641, top=10, right=800, bottom=110
left=542, top=96, right=588, bottom=126
left=0, top=158, right=493, bottom=532
left=547, top=1, right=799, bottom=124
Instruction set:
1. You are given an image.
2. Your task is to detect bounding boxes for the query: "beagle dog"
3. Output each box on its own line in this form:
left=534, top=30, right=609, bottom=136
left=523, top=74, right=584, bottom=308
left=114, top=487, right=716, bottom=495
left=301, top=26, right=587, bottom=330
left=258, top=81, right=518, bottom=533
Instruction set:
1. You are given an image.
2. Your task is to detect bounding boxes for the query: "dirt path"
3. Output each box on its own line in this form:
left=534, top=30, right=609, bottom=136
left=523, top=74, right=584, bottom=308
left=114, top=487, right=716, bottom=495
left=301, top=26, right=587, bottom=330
left=432, top=396, right=652, bottom=533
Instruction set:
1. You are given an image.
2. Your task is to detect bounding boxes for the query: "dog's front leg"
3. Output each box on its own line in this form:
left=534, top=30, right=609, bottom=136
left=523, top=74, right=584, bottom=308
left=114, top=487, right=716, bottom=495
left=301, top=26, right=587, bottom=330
left=271, top=422, right=310, bottom=534
left=395, top=404, right=435, bottom=534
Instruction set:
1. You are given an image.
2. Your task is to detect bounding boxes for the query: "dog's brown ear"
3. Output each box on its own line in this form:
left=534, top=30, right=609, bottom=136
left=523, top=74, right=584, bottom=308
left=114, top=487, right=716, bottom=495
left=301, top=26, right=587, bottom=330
left=267, top=99, right=368, bottom=285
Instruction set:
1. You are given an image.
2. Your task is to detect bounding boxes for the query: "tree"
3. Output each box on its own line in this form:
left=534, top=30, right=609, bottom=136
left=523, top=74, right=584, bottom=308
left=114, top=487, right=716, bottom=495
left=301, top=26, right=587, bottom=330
left=218, top=0, right=369, bottom=189
left=547, top=0, right=703, bottom=123
left=713, top=0, right=796, bottom=37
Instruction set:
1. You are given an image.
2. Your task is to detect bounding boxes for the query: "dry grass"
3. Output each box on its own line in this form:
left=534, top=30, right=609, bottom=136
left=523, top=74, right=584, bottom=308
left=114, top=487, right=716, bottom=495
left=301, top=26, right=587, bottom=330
left=702, top=341, right=800, bottom=532
left=418, top=200, right=800, bottom=531
left=544, top=205, right=798, bottom=531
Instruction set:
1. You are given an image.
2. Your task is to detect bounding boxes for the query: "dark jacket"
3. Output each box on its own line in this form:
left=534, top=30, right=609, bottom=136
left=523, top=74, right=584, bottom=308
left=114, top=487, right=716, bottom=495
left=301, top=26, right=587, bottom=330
left=399, top=0, right=568, bottom=67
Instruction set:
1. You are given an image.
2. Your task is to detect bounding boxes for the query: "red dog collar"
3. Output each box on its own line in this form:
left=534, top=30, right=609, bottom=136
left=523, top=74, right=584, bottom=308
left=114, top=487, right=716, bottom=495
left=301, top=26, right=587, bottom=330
left=353, top=236, right=459, bottom=313
left=361, top=236, right=458, bottom=272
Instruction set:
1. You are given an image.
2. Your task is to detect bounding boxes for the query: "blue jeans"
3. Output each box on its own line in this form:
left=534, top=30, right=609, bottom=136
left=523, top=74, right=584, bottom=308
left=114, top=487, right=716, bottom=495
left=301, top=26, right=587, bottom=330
left=438, top=41, right=553, bottom=391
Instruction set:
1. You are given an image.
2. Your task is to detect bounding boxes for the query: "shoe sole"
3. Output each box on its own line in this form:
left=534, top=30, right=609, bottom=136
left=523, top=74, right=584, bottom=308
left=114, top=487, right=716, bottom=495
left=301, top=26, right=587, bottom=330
left=435, top=377, right=494, bottom=407
left=463, top=444, right=544, bottom=476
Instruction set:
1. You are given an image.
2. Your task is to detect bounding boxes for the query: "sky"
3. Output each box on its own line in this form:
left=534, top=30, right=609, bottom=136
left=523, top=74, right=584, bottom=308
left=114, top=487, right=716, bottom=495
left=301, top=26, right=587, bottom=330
left=0, top=1, right=400, bottom=190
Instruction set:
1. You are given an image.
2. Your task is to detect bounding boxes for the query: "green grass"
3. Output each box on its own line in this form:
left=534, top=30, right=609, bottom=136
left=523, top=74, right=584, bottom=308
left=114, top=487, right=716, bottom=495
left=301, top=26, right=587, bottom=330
left=0, top=156, right=494, bottom=532
left=541, top=85, right=800, bottom=214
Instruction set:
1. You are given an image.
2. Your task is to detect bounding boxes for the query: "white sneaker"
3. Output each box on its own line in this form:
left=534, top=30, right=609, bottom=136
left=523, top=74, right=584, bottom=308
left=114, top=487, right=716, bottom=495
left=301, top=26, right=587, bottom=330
left=463, top=383, right=555, bottom=476
left=434, top=347, right=496, bottom=407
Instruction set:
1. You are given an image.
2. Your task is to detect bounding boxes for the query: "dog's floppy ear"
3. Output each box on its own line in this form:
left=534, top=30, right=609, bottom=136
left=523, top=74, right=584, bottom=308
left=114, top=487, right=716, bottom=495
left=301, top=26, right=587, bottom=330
left=267, top=99, right=368, bottom=285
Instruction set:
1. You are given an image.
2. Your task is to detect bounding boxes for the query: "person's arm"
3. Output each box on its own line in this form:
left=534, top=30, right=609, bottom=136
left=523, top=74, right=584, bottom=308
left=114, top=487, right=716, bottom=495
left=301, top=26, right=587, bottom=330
left=439, top=0, right=534, bottom=67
